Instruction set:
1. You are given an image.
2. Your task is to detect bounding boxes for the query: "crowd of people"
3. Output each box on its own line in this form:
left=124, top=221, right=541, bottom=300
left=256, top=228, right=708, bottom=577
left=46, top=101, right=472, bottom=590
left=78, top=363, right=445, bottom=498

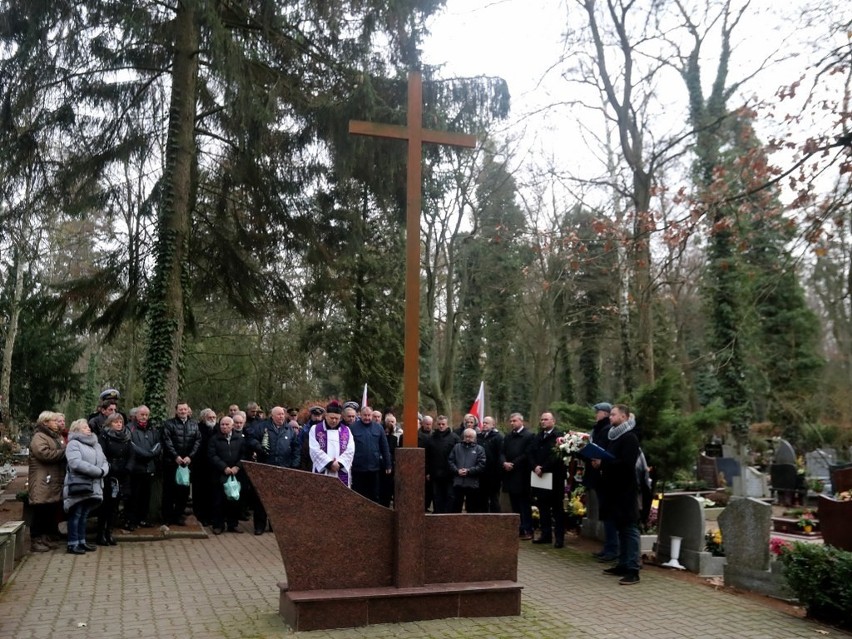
left=28, top=390, right=647, bottom=586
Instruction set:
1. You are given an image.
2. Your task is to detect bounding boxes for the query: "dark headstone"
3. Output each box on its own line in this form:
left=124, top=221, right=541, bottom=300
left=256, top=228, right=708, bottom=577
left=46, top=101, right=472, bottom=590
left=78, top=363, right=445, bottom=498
left=774, top=439, right=796, bottom=466
left=697, top=454, right=720, bottom=489
left=818, top=494, right=852, bottom=551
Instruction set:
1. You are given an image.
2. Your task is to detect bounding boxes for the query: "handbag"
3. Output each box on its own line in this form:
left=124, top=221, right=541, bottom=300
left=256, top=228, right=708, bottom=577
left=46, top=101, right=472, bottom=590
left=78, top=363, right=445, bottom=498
left=175, top=465, right=190, bottom=486
left=223, top=476, right=241, bottom=501
left=67, top=479, right=94, bottom=496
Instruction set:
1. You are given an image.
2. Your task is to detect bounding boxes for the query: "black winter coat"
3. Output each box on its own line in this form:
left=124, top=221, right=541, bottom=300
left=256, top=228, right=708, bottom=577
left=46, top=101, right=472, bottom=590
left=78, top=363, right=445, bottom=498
left=99, top=426, right=132, bottom=479
left=583, top=417, right=611, bottom=490
left=477, top=429, right=505, bottom=485
left=128, top=423, right=162, bottom=474
left=528, top=428, right=566, bottom=480
left=426, top=429, right=460, bottom=480
left=208, top=432, right=248, bottom=482
left=501, top=427, right=535, bottom=494
left=163, top=417, right=202, bottom=464
left=599, top=430, right=640, bottom=526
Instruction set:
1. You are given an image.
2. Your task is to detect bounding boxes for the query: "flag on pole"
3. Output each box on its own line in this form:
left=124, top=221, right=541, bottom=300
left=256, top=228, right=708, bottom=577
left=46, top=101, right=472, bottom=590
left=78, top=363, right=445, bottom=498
left=468, top=381, right=485, bottom=429
left=361, top=383, right=368, bottom=409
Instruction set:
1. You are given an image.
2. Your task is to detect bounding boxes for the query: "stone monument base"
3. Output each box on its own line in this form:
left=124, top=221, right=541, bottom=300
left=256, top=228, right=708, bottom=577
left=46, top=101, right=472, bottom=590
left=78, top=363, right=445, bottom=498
left=280, top=580, right=522, bottom=631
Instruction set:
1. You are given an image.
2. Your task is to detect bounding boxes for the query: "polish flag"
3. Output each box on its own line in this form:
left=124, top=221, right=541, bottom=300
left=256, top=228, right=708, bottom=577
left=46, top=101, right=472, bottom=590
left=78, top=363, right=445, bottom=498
left=362, top=383, right=368, bottom=409
left=468, top=381, right=485, bottom=429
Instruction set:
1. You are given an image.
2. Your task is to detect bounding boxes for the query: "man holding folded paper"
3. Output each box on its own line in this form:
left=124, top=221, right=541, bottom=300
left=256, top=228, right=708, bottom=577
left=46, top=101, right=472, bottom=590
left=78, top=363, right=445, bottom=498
left=529, top=412, right=566, bottom=548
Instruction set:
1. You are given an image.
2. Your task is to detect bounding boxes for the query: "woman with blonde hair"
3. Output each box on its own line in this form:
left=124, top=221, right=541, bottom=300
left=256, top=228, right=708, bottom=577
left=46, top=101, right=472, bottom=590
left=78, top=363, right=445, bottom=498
left=64, top=419, right=109, bottom=554
left=28, top=411, right=67, bottom=552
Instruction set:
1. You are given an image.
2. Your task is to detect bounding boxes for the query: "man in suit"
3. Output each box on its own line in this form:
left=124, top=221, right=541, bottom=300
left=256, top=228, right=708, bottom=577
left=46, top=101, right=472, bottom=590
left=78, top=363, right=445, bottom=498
left=529, top=411, right=566, bottom=548
left=502, top=413, right=535, bottom=539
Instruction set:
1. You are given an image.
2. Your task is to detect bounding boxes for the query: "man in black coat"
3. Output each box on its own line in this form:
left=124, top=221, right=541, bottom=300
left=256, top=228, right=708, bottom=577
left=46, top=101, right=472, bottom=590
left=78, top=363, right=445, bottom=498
left=162, top=402, right=202, bottom=526
left=477, top=416, right=504, bottom=513
left=528, top=411, right=566, bottom=548
left=502, top=413, right=535, bottom=539
left=594, top=404, right=641, bottom=585
left=425, top=415, right=460, bottom=514
left=208, top=415, right=249, bottom=534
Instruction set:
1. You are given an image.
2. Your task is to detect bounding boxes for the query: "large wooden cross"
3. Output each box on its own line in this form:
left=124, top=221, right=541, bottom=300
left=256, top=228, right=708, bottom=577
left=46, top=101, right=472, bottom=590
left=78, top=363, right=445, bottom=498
left=349, top=71, right=476, bottom=443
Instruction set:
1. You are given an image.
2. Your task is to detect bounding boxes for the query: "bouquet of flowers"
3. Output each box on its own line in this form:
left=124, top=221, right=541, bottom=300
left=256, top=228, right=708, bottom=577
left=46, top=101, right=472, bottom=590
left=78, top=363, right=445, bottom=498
left=558, top=431, right=590, bottom=464
left=769, top=536, right=793, bottom=557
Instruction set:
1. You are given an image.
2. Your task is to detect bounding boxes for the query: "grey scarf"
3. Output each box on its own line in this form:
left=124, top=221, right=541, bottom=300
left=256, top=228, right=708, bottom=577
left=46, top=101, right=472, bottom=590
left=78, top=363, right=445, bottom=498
left=608, top=414, right=636, bottom=441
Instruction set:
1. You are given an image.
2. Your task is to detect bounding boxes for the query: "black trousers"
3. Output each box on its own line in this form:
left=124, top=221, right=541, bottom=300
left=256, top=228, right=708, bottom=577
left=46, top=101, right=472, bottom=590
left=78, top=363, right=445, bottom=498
left=352, top=470, right=381, bottom=503
left=533, top=486, right=565, bottom=542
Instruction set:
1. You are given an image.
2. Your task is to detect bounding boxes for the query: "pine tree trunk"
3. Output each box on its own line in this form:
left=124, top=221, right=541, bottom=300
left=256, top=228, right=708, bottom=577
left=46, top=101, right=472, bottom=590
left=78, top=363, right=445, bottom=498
left=144, top=3, right=199, bottom=419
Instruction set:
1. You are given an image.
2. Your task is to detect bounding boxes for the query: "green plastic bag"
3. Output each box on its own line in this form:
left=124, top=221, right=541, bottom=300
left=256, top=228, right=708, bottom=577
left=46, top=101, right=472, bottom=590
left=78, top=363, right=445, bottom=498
left=223, top=476, right=241, bottom=501
left=175, top=465, right=190, bottom=486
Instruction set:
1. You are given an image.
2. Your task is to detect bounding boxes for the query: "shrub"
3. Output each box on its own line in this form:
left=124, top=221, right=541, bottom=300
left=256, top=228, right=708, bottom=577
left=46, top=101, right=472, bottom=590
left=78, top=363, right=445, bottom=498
left=779, top=542, right=852, bottom=629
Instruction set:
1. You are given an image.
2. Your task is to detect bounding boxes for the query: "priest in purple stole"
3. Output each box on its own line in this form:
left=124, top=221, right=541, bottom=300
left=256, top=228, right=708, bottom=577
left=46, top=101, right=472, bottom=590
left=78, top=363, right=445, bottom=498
left=309, top=401, right=355, bottom=487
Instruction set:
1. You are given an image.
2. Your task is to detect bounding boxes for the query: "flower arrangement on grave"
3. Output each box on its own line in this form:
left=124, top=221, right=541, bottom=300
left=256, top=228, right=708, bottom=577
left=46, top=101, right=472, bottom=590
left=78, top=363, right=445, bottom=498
left=0, top=436, right=20, bottom=466
left=838, top=490, right=852, bottom=502
left=769, top=536, right=793, bottom=557
left=643, top=496, right=660, bottom=534
left=797, top=509, right=816, bottom=532
left=705, top=529, right=724, bottom=556
left=807, top=477, right=825, bottom=493
left=566, top=486, right=586, bottom=518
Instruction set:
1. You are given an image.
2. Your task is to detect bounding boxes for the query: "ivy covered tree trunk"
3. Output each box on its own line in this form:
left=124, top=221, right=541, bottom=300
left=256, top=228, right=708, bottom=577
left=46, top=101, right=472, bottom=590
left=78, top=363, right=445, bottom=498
left=0, top=247, right=24, bottom=438
left=144, top=3, right=199, bottom=420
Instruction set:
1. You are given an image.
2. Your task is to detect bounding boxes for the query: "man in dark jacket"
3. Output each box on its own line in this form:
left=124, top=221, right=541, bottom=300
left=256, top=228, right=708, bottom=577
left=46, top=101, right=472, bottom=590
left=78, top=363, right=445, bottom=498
left=208, top=416, right=249, bottom=534
left=349, top=405, right=391, bottom=503
left=127, top=405, right=161, bottom=529
left=594, top=404, right=641, bottom=585
left=425, top=416, right=460, bottom=514
left=448, top=428, right=487, bottom=512
left=585, top=402, right=619, bottom=561
left=502, top=412, right=535, bottom=539
left=246, top=406, right=299, bottom=534
left=418, top=415, right=434, bottom=512
left=477, top=416, right=504, bottom=513
left=162, top=402, right=202, bottom=526
left=529, top=411, right=566, bottom=548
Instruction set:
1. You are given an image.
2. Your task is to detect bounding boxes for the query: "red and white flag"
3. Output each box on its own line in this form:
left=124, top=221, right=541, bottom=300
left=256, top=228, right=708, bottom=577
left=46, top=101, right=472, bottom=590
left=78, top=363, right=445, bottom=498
left=361, top=383, right=368, bottom=409
left=468, top=381, right=485, bottom=428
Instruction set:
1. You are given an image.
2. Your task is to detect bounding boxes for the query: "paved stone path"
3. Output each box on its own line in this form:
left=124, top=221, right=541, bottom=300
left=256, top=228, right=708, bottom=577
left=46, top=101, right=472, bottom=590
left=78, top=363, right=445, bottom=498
left=1, top=528, right=848, bottom=639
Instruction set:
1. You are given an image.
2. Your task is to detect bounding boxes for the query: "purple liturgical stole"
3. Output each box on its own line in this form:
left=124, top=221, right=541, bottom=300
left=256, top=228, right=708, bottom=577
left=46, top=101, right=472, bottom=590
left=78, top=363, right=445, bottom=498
left=314, top=422, right=350, bottom=486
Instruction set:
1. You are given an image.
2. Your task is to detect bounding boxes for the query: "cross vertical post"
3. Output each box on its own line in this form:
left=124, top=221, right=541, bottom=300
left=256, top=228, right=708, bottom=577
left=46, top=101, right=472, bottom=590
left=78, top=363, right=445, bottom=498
left=349, top=71, right=476, bottom=444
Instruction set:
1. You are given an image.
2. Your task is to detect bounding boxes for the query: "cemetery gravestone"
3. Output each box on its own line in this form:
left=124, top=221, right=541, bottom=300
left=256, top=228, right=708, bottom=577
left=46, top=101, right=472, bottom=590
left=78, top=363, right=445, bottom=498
left=774, top=439, right=797, bottom=466
left=697, top=454, right=720, bottom=489
left=718, top=498, right=791, bottom=599
left=656, top=495, right=705, bottom=572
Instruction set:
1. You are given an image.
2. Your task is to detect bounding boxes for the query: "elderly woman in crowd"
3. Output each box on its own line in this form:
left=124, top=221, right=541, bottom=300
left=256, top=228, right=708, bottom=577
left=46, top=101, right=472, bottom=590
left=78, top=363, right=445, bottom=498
left=64, top=419, right=109, bottom=554
left=97, top=412, right=132, bottom=545
left=28, top=411, right=67, bottom=552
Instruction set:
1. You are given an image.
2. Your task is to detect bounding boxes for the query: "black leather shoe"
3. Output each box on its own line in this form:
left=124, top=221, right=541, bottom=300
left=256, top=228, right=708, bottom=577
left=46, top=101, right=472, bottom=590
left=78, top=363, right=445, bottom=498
left=227, top=527, right=243, bottom=534
left=106, top=533, right=118, bottom=546
left=96, top=535, right=110, bottom=546
left=80, top=543, right=98, bottom=552
left=67, top=546, right=86, bottom=555
left=532, top=538, right=552, bottom=544
left=553, top=541, right=564, bottom=549
left=254, top=529, right=264, bottom=536
left=603, top=565, right=629, bottom=576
